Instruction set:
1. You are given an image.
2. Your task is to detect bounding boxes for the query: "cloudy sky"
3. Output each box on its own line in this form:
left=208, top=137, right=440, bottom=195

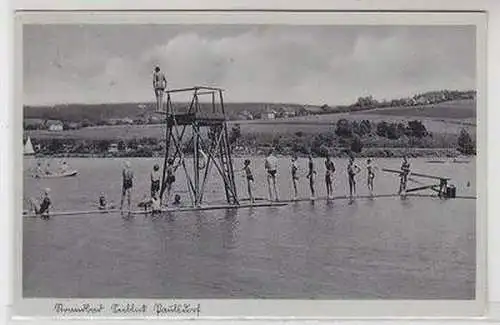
left=23, top=24, right=475, bottom=106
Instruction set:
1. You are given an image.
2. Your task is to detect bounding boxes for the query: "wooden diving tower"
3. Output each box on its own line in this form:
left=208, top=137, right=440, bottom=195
left=157, top=86, right=239, bottom=207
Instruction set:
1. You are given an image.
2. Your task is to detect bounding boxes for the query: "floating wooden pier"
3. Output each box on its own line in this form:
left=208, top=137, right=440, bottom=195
left=382, top=168, right=455, bottom=198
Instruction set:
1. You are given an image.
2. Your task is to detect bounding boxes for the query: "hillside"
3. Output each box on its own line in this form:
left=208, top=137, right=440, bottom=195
left=23, top=101, right=320, bottom=122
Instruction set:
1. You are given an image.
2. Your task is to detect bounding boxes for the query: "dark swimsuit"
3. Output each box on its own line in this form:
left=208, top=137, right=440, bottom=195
left=122, top=170, right=133, bottom=194
left=151, top=180, right=160, bottom=196
left=244, top=166, right=254, bottom=181
left=38, top=197, right=51, bottom=215
left=325, top=161, right=335, bottom=184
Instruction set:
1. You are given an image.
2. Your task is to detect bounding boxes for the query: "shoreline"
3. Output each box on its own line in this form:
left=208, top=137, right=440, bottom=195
left=26, top=148, right=474, bottom=160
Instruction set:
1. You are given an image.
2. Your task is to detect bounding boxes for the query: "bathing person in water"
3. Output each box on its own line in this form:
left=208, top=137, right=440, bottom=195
left=290, top=156, right=299, bottom=200
left=264, top=150, right=279, bottom=201
left=324, top=155, right=336, bottom=199
left=306, top=155, right=317, bottom=200
left=172, top=194, right=182, bottom=207
left=28, top=188, right=51, bottom=219
left=242, top=159, right=255, bottom=203
left=347, top=157, right=361, bottom=200
left=120, top=161, right=134, bottom=212
left=153, top=66, right=167, bottom=112
left=98, top=192, right=115, bottom=210
left=34, top=161, right=43, bottom=178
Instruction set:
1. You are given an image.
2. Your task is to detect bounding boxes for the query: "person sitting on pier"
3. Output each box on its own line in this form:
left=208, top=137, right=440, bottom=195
left=28, top=188, right=52, bottom=219
left=120, top=161, right=134, bottom=213
left=306, top=154, right=317, bottom=200
left=153, top=66, right=167, bottom=112
left=398, top=156, right=411, bottom=196
left=242, top=159, right=255, bottom=204
left=325, top=155, right=336, bottom=199
left=290, top=156, right=299, bottom=200
left=347, top=157, right=361, bottom=201
left=150, top=164, right=161, bottom=198
left=59, top=161, right=71, bottom=174
left=163, top=158, right=181, bottom=206
left=264, top=150, right=279, bottom=201
left=366, top=158, right=377, bottom=195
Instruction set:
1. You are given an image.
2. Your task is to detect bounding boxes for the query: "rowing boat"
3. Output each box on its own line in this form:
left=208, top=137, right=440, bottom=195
left=34, top=170, right=78, bottom=179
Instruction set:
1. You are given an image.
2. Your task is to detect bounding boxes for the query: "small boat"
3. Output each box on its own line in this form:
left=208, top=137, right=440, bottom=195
left=34, top=170, right=78, bottom=179
left=452, top=159, right=470, bottom=164
left=24, top=137, right=35, bottom=156
left=426, top=160, right=446, bottom=164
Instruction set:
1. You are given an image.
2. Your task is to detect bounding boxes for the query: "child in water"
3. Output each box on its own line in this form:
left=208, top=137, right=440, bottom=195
left=28, top=188, right=52, bottom=219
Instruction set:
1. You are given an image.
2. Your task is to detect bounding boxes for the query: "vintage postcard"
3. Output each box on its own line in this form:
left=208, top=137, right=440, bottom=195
left=12, top=10, right=487, bottom=319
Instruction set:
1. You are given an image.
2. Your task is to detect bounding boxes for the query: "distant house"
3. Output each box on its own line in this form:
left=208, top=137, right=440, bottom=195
left=122, top=118, right=134, bottom=125
left=237, top=110, right=254, bottom=120
left=45, top=120, right=64, bottom=131
left=108, top=143, right=119, bottom=153
left=262, top=111, right=276, bottom=120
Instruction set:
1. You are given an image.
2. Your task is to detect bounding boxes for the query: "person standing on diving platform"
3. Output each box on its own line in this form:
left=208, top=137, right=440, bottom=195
left=153, top=66, right=167, bottom=112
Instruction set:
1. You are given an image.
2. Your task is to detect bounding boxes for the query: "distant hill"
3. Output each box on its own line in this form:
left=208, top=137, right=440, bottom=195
left=23, top=102, right=318, bottom=123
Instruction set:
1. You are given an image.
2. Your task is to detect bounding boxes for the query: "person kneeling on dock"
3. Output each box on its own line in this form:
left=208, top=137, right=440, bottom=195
left=138, top=194, right=162, bottom=214
left=264, top=150, right=279, bottom=201
left=242, top=159, right=255, bottom=204
left=28, top=188, right=51, bottom=219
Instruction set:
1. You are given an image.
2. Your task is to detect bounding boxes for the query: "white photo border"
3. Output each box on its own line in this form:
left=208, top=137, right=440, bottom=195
left=2, top=0, right=498, bottom=322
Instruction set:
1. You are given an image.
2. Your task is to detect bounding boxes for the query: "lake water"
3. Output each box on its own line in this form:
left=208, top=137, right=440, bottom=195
left=23, top=157, right=476, bottom=299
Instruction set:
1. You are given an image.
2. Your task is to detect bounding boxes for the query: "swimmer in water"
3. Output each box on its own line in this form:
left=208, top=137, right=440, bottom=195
left=28, top=188, right=52, bottom=219
left=347, top=157, right=361, bottom=201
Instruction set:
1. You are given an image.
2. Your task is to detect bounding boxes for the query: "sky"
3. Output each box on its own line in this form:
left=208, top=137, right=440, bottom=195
left=23, top=24, right=476, bottom=106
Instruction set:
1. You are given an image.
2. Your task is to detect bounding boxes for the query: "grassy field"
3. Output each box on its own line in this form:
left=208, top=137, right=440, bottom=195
left=351, top=99, right=476, bottom=119
left=26, top=99, right=476, bottom=140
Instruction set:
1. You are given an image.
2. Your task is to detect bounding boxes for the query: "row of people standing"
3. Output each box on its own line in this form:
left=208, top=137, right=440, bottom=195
left=243, top=151, right=412, bottom=203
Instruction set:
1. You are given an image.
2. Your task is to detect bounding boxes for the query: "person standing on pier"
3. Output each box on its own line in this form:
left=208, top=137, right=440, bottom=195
left=306, top=155, right=317, bottom=200
left=264, top=150, right=279, bottom=201
left=398, top=156, right=411, bottom=197
left=324, top=155, right=336, bottom=199
left=153, top=66, right=167, bottom=112
left=290, top=156, right=299, bottom=200
left=366, top=158, right=377, bottom=196
left=150, top=164, right=161, bottom=198
left=120, top=161, right=134, bottom=213
left=242, top=159, right=255, bottom=204
left=347, top=157, right=361, bottom=202
left=163, top=158, right=181, bottom=206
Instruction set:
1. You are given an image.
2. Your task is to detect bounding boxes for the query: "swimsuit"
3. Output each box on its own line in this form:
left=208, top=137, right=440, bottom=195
left=244, top=166, right=254, bottom=181
left=291, top=162, right=298, bottom=180
left=122, top=169, right=133, bottom=191
left=325, top=160, right=335, bottom=184
left=38, top=197, right=51, bottom=214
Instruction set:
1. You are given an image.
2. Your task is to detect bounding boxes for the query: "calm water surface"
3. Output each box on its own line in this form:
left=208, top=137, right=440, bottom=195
left=23, top=157, right=476, bottom=299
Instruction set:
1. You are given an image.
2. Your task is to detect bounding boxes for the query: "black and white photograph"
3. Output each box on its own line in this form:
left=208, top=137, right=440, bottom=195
left=16, top=11, right=486, bottom=317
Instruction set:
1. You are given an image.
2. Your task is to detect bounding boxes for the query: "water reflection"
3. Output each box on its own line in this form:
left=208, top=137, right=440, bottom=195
left=221, top=209, right=238, bottom=250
